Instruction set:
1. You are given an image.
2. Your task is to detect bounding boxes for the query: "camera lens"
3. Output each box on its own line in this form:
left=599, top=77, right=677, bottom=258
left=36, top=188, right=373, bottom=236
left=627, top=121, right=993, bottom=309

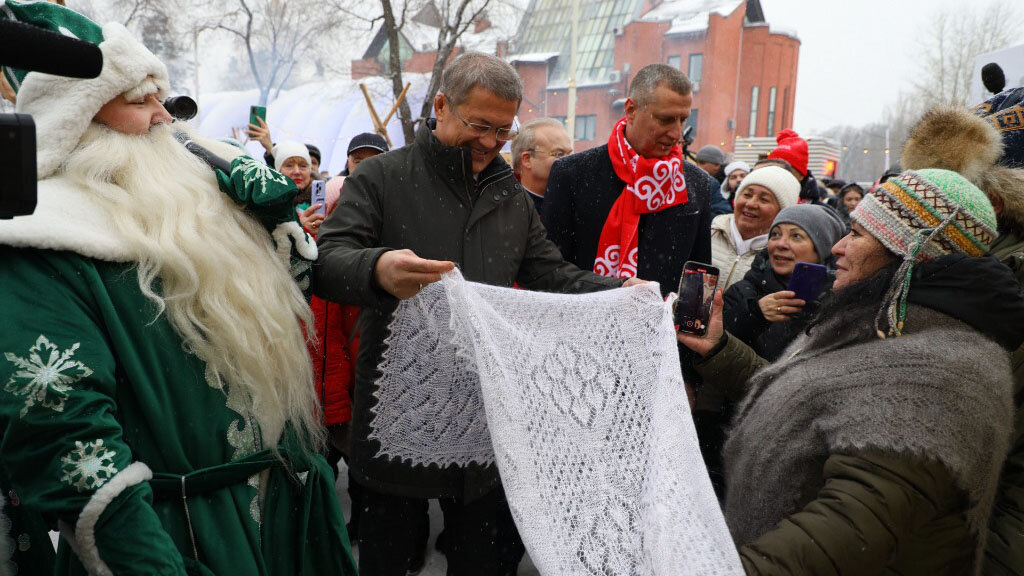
left=163, top=96, right=198, bottom=121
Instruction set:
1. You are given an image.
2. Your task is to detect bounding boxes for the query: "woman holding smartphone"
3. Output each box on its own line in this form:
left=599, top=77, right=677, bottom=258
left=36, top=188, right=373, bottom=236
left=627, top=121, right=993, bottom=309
left=271, top=141, right=324, bottom=235
left=678, top=169, right=1024, bottom=575
left=723, top=204, right=845, bottom=362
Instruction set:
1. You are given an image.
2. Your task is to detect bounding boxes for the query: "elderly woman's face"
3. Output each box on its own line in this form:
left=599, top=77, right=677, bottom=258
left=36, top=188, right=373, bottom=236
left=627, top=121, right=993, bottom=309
left=280, top=156, right=311, bottom=190
left=831, top=221, right=897, bottom=291
left=734, top=184, right=781, bottom=239
left=768, top=223, right=819, bottom=277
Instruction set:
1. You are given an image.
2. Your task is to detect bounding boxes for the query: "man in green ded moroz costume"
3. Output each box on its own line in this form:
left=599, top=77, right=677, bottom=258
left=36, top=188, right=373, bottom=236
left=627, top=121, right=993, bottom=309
left=0, top=2, right=356, bottom=574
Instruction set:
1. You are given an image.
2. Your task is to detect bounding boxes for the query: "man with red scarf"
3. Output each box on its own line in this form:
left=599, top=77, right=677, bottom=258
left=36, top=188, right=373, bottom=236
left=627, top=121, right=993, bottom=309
left=542, top=64, right=713, bottom=296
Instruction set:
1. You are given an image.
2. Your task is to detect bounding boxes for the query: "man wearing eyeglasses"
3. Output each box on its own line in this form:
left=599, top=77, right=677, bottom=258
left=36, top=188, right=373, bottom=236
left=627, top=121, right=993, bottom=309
left=314, top=51, right=639, bottom=576
left=511, top=117, right=573, bottom=215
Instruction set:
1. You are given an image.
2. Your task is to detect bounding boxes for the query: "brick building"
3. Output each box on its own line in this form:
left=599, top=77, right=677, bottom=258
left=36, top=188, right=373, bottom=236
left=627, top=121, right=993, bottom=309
left=511, top=0, right=800, bottom=152
left=351, top=0, right=800, bottom=154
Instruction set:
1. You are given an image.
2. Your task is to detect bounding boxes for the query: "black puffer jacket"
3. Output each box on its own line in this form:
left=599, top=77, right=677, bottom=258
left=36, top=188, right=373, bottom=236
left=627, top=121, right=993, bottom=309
left=723, top=250, right=835, bottom=362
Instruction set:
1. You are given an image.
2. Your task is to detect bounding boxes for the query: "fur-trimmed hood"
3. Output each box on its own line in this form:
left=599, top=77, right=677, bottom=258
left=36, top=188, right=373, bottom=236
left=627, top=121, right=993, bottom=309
left=14, top=22, right=169, bottom=179
left=902, top=106, right=1024, bottom=235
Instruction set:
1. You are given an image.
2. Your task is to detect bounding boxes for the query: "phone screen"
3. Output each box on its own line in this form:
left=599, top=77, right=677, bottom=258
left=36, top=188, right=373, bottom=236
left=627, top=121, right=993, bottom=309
left=310, top=180, right=327, bottom=216
left=676, top=263, right=719, bottom=335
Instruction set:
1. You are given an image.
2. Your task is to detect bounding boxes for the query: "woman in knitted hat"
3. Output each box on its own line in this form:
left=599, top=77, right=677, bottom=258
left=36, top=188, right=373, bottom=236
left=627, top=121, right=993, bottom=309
left=680, top=169, right=1024, bottom=574
left=710, top=165, right=801, bottom=289
left=273, top=141, right=324, bottom=234
left=695, top=204, right=844, bottom=497
left=723, top=204, right=845, bottom=361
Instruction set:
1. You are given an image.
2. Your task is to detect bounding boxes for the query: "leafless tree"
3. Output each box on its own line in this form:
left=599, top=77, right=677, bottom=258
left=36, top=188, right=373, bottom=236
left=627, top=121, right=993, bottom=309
left=911, top=2, right=1023, bottom=107
left=71, top=0, right=196, bottom=92
left=376, top=0, right=499, bottom=144
left=214, top=0, right=342, bottom=104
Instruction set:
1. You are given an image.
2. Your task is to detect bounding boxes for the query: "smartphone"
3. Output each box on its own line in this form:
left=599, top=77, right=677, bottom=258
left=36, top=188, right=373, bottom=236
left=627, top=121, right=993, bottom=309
left=249, top=105, right=267, bottom=128
left=310, top=180, right=327, bottom=216
left=787, top=262, right=828, bottom=302
left=675, top=261, right=720, bottom=336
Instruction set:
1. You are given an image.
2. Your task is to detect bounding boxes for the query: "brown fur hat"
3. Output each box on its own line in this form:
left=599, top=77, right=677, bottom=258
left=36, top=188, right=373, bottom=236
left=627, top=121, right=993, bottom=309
left=902, top=105, right=1024, bottom=235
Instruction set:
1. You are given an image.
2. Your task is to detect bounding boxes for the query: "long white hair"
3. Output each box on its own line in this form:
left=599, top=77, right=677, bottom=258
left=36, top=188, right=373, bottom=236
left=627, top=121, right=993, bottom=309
left=62, top=122, right=321, bottom=450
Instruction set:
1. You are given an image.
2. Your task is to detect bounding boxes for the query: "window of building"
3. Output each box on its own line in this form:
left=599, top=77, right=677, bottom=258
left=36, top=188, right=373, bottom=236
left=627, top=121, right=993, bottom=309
left=685, top=108, right=698, bottom=139
left=667, top=55, right=680, bottom=70
left=574, top=115, right=597, bottom=141
left=781, top=87, right=790, bottom=129
left=766, top=86, right=777, bottom=137
left=514, top=0, right=643, bottom=86
left=688, top=53, right=703, bottom=91
left=748, top=86, right=760, bottom=137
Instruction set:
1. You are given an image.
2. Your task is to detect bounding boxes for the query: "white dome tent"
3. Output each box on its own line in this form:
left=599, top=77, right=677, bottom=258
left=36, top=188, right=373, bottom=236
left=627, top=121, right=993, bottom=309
left=194, top=74, right=432, bottom=175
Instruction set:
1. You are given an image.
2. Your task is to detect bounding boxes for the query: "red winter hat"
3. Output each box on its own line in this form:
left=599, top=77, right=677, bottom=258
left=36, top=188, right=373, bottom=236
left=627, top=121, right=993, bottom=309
left=768, top=129, right=809, bottom=178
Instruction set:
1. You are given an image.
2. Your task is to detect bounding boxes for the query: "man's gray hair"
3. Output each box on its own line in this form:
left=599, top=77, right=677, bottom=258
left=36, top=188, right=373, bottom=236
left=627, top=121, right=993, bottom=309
left=628, top=63, right=692, bottom=108
left=511, top=117, right=566, bottom=171
left=440, top=51, right=523, bottom=107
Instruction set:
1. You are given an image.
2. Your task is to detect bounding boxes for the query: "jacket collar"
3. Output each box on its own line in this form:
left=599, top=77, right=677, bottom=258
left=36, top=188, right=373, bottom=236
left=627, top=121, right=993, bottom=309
left=417, top=118, right=513, bottom=196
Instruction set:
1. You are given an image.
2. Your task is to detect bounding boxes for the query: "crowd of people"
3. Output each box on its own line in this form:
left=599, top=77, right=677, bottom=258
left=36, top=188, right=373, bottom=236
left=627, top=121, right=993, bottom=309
left=1, top=2, right=1024, bottom=576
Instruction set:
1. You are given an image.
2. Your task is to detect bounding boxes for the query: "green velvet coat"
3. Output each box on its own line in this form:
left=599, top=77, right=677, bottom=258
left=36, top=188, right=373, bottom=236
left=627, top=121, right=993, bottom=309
left=0, top=153, right=355, bottom=576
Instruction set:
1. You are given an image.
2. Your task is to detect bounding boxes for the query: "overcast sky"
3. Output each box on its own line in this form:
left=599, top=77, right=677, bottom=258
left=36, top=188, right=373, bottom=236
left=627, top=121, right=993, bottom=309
left=762, top=0, right=1024, bottom=135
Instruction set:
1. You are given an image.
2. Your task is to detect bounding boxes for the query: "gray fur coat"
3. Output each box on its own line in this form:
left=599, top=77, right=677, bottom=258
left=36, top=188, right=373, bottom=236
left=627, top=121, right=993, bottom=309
left=723, top=301, right=1013, bottom=551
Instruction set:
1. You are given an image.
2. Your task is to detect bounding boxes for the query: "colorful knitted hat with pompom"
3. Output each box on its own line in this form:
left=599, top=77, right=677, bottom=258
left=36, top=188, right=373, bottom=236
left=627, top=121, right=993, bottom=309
left=851, top=168, right=997, bottom=337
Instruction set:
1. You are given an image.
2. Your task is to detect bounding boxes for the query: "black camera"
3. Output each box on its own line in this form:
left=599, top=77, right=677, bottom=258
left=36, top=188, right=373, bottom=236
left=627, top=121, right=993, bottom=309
left=163, top=95, right=197, bottom=121
left=0, top=113, right=36, bottom=219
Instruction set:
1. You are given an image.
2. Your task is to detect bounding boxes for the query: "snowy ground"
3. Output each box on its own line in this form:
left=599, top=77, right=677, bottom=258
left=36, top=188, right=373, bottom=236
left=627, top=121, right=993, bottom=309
left=334, top=458, right=541, bottom=576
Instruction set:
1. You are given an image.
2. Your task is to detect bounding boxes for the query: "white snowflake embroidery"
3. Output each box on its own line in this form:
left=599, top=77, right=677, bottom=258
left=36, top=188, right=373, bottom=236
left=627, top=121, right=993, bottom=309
left=60, top=440, right=118, bottom=492
left=233, top=156, right=291, bottom=196
left=4, top=335, right=93, bottom=417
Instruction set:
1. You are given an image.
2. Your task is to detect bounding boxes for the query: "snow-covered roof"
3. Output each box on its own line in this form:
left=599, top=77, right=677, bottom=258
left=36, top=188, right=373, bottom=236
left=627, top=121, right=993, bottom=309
left=400, top=20, right=440, bottom=52
left=193, top=74, right=433, bottom=175
left=508, top=51, right=560, bottom=63
left=640, top=0, right=743, bottom=35
left=769, top=24, right=799, bottom=40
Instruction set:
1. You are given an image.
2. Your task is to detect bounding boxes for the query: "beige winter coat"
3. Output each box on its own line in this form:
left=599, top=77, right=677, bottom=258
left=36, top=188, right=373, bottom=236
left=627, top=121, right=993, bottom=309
left=710, top=214, right=767, bottom=289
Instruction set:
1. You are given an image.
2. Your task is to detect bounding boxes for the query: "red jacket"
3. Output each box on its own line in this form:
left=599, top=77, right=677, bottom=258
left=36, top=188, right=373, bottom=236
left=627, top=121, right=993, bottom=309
left=307, top=295, right=360, bottom=426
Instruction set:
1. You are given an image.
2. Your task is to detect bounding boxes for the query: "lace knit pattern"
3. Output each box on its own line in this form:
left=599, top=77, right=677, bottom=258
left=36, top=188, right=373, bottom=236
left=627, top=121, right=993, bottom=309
left=373, top=270, right=742, bottom=575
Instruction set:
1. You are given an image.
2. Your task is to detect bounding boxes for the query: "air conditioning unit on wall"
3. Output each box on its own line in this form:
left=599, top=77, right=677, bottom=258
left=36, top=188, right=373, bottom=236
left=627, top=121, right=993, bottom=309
left=727, top=118, right=736, bottom=130
left=609, top=70, right=621, bottom=83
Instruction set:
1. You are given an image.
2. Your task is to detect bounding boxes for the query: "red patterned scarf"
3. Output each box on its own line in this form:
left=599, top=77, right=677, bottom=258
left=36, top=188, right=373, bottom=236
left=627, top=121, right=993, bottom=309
left=594, top=118, right=688, bottom=278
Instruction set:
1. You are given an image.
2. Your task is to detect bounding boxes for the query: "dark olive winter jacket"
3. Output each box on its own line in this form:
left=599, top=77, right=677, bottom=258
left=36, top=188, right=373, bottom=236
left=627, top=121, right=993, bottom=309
left=313, top=121, right=620, bottom=501
left=695, top=255, right=1024, bottom=575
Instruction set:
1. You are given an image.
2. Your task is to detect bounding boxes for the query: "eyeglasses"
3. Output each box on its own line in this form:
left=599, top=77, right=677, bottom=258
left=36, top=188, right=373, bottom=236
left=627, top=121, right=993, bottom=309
left=529, top=148, right=570, bottom=159
left=448, top=102, right=519, bottom=142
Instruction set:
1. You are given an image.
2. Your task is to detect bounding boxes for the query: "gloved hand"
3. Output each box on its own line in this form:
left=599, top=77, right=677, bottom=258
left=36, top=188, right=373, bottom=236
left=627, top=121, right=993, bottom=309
left=214, top=155, right=318, bottom=263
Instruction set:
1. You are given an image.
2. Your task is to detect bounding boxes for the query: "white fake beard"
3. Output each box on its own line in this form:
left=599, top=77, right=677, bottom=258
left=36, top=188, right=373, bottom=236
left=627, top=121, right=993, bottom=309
left=61, top=122, right=321, bottom=449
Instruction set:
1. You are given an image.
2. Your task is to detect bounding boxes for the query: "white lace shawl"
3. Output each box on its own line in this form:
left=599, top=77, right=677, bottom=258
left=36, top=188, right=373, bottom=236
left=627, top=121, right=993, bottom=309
left=372, top=270, right=742, bottom=575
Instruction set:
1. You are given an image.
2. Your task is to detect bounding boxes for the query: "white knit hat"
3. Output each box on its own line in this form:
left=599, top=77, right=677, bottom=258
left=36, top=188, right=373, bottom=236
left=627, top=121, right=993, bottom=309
left=735, top=165, right=801, bottom=210
left=272, top=141, right=311, bottom=171
left=724, top=160, right=750, bottom=176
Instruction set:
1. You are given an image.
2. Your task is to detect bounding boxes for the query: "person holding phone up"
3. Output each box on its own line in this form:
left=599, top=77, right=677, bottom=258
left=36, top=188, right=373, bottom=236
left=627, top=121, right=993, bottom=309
left=677, top=169, right=1024, bottom=575
left=271, top=141, right=325, bottom=234
left=693, top=204, right=845, bottom=497
left=724, top=204, right=846, bottom=362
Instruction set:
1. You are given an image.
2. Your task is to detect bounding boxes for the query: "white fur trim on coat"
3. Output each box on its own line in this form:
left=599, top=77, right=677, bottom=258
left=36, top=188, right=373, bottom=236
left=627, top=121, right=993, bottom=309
left=273, top=220, right=318, bottom=262
left=70, top=462, right=152, bottom=576
left=14, top=22, right=169, bottom=179
left=0, top=176, right=133, bottom=261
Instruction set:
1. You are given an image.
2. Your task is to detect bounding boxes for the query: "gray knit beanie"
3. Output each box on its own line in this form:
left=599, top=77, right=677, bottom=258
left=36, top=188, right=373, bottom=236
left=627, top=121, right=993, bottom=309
left=695, top=145, right=726, bottom=165
left=770, top=204, right=846, bottom=263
